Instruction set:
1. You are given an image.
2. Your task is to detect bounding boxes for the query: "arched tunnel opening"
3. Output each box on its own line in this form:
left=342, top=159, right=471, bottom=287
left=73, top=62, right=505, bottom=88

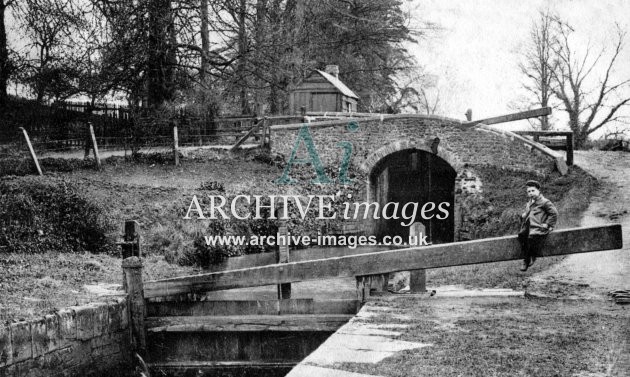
left=369, top=148, right=456, bottom=244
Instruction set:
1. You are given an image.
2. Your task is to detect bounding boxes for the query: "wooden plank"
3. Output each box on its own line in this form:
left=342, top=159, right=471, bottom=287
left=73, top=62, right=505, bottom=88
left=143, top=225, right=622, bottom=298
left=146, top=314, right=354, bottom=332
left=202, top=245, right=399, bottom=273
left=514, top=131, right=573, bottom=137
left=229, top=119, right=262, bottom=151
left=147, top=299, right=360, bottom=316
left=148, top=361, right=297, bottom=369
left=466, top=107, right=552, bottom=126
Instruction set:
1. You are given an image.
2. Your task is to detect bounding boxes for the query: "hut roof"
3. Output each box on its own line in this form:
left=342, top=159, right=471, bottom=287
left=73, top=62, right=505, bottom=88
left=315, top=70, right=359, bottom=99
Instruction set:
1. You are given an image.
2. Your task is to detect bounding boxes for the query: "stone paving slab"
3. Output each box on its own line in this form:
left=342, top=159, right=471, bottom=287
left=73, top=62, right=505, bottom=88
left=286, top=303, right=431, bottom=377
left=288, top=365, right=381, bottom=377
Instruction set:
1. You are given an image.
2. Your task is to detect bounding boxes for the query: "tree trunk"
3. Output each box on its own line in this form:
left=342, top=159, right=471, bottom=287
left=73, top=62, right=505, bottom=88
left=147, top=0, right=175, bottom=108
left=200, top=0, right=209, bottom=83
left=237, top=0, right=249, bottom=114
left=0, top=1, right=9, bottom=105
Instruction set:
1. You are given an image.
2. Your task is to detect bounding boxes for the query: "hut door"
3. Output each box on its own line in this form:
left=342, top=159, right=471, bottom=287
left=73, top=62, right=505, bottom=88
left=311, top=93, right=336, bottom=112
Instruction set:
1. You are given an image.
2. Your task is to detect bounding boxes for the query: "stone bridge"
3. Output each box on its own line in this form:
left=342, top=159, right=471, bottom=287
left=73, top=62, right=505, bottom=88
left=269, top=114, right=567, bottom=242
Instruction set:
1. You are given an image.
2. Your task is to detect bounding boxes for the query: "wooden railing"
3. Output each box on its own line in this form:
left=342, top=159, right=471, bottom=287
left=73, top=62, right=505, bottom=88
left=515, top=131, right=574, bottom=166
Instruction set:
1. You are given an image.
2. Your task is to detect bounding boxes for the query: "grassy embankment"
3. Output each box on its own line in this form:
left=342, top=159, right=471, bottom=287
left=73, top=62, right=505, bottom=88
left=0, top=151, right=597, bottom=320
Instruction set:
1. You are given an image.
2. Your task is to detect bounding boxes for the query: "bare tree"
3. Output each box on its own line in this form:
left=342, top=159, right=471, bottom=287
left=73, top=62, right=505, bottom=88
left=519, top=10, right=558, bottom=130
left=14, top=0, right=86, bottom=102
left=550, top=21, right=630, bottom=148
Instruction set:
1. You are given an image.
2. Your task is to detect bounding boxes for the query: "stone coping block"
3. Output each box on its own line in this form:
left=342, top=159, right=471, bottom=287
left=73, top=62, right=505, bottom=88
left=0, top=297, right=130, bottom=375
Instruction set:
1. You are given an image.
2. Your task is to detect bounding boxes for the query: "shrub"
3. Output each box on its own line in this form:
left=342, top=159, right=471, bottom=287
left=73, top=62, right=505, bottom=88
left=183, top=201, right=279, bottom=267
left=0, top=177, right=114, bottom=253
left=0, top=157, right=95, bottom=177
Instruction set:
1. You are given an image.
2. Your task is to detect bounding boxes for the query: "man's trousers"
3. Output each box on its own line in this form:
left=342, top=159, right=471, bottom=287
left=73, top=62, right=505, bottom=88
left=518, top=232, right=547, bottom=265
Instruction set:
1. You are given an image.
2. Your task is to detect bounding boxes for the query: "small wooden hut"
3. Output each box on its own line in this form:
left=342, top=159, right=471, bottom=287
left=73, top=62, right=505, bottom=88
left=289, top=65, right=359, bottom=114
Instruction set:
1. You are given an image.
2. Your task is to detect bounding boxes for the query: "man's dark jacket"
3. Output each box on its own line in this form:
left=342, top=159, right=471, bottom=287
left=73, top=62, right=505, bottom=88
left=519, top=194, right=558, bottom=236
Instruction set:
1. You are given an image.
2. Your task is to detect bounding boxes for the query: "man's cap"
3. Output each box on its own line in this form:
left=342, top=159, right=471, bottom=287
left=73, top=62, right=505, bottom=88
left=525, top=180, right=541, bottom=189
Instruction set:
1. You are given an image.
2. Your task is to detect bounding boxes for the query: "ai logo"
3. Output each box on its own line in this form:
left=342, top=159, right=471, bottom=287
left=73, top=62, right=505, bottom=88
left=275, top=121, right=359, bottom=185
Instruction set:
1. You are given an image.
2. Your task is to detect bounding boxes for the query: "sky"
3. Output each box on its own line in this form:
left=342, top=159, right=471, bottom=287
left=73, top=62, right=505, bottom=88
left=406, top=0, right=630, bottom=135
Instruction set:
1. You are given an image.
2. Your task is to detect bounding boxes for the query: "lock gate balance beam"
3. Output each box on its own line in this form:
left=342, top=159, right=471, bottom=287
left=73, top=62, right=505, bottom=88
left=143, top=224, right=622, bottom=299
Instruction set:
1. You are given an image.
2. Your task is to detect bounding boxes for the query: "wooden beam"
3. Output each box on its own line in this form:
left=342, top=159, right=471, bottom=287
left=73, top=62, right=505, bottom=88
left=88, top=122, right=101, bottom=169
left=514, top=131, right=572, bottom=137
left=123, top=257, right=147, bottom=355
left=173, top=125, right=179, bottom=166
left=146, top=314, right=354, bottom=332
left=19, top=127, right=42, bottom=176
left=146, top=299, right=361, bottom=317
left=277, top=217, right=291, bottom=299
left=409, top=222, right=427, bottom=293
left=230, top=119, right=263, bottom=151
left=201, top=244, right=401, bottom=273
left=465, top=107, right=552, bottom=126
left=143, top=225, right=622, bottom=298
left=148, top=361, right=297, bottom=370
left=514, top=131, right=574, bottom=166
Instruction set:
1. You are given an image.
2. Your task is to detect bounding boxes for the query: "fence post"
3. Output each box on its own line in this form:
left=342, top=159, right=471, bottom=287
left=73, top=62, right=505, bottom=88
left=173, top=124, right=180, bottom=166
left=566, top=133, right=574, bottom=166
left=88, top=122, right=101, bottom=169
left=277, top=206, right=291, bottom=299
left=121, top=220, right=141, bottom=259
left=301, top=106, right=310, bottom=123
left=259, top=118, right=267, bottom=149
left=409, top=222, right=427, bottom=293
left=19, top=127, right=42, bottom=176
left=465, top=108, right=473, bottom=121
left=122, top=256, right=146, bottom=356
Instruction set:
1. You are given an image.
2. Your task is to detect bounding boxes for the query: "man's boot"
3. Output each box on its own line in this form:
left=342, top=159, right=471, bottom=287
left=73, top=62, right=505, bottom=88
left=520, top=260, right=529, bottom=271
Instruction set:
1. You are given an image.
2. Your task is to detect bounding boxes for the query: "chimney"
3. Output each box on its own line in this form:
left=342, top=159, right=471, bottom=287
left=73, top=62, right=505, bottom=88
left=325, top=65, right=339, bottom=79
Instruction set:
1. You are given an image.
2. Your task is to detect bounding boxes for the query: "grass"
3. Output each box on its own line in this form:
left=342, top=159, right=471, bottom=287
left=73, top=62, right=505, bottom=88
left=333, top=296, right=628, bottom=377
left=0, top=251, right=200, bottom=321
left=0, top=151, right=599, bottom=320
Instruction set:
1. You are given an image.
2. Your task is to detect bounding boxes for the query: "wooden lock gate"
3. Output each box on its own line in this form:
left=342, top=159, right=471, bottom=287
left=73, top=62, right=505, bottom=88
left=121, top=224, right=623, bottom=375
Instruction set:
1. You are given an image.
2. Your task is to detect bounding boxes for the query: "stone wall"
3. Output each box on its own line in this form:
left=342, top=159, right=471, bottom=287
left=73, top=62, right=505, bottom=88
left=269, top=115, right=563, bottom=239
left=270, top=115, right=560, bottom=177
left=0, top=298, right=131, bottom=377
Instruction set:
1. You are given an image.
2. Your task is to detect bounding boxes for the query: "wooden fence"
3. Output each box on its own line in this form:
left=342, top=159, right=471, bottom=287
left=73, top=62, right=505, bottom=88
left=1, top=98, right=305, bottom=153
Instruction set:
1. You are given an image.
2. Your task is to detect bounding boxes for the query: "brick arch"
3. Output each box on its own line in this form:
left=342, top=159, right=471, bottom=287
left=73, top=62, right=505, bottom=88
left=359, top=139, right=464, bottom=175
left=360, top=145, right=458, bottom=241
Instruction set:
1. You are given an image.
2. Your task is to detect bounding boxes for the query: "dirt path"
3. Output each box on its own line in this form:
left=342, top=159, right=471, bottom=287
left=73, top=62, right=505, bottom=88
left=528, top=151, right=630, bottom=298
